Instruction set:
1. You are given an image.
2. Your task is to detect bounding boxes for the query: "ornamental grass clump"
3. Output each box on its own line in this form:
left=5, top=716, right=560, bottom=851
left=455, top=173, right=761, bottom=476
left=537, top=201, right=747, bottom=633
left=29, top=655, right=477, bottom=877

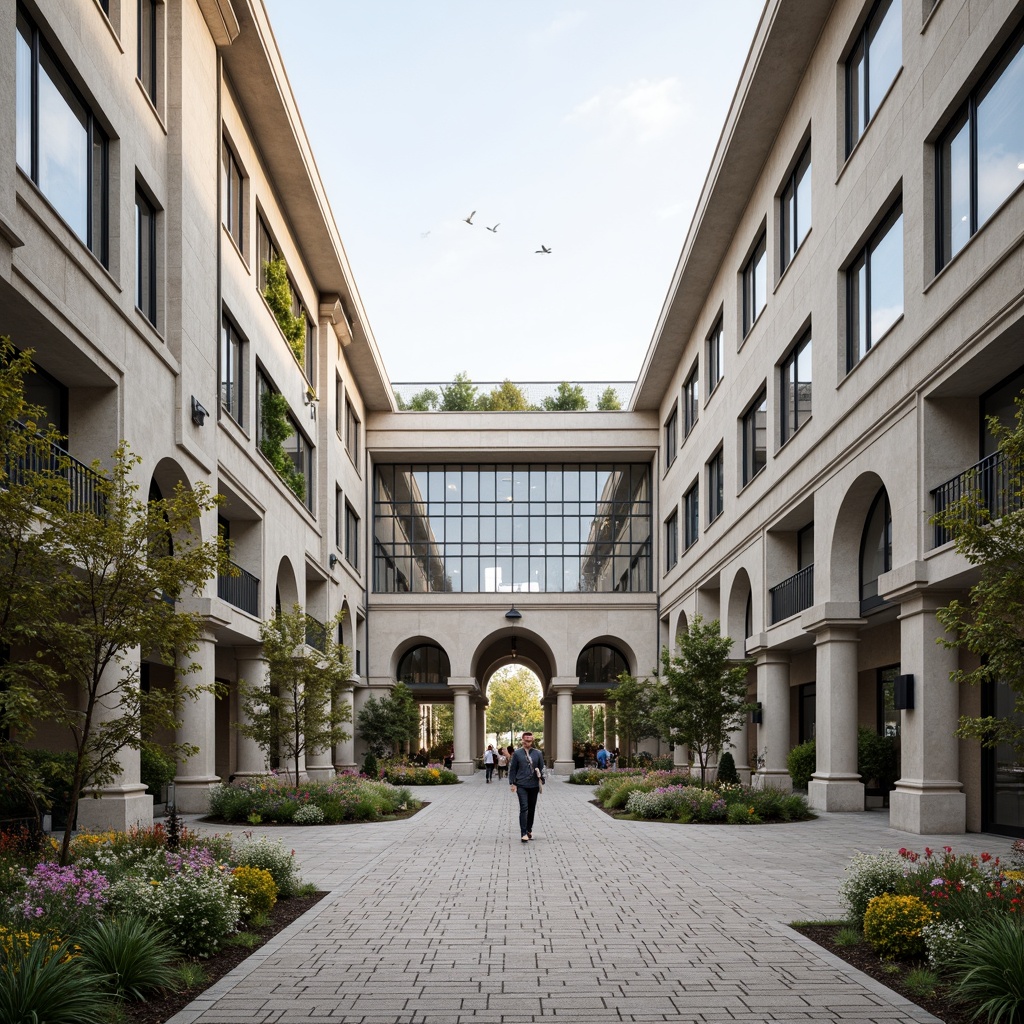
left=863, top=893, right=935, bottom=959
left=949, top=914, right=1024, bottom=1023
left=231, top=865, right=278, bottom=918
left=75, top=917, right=179, bottom=1002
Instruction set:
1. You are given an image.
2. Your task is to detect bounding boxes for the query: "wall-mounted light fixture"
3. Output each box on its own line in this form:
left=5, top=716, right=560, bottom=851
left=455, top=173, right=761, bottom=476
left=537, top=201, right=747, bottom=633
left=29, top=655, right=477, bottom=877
left=329, top=554, right=338, bottom=569
left=506, top=605, right=521, bottom=661
left=894, top=674, right=915, bottom=710
left=190, top=396, right=209, bottom=426
left=750, top=702, right=763, bottom=725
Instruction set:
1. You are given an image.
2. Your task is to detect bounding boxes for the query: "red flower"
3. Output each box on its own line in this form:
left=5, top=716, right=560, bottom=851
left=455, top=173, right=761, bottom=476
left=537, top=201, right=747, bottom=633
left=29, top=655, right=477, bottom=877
left=981, top=852, right=992, bottom=863
left=925, top=847, right=933, bottom=858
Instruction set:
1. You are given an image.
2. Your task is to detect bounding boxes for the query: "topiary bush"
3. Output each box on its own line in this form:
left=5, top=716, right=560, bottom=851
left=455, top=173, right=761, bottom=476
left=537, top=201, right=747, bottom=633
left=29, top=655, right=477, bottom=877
left=716, top=751, right=739, bottom=785
left=786, top=740, right=816, bottom=790
left=363, top=751, right=379, bottom=780
left=863, top=893, right=934, bottom=959
left=231, top=865, right=278, bottom=918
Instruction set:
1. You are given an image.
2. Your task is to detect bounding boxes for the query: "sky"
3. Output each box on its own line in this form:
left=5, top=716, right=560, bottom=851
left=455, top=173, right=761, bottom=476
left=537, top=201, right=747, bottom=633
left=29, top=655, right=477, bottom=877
left=263, top=1, right=765, bottom=387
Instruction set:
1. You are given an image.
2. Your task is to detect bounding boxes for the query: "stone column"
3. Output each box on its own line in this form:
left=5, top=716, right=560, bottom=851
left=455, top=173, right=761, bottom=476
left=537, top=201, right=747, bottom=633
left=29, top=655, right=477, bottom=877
left=751, top=648, right=792, bottom=791
left=543, top=697, right=554, bottom=761
left=807, top=615, right=865, bottom=811
left=551, top=676, right=578, bottom=775
left=475, top=700, right=487, bottom=759
left=448, top=678, right=476, bottom=775
left=173, top=630, right=220, bottom=812
left=76, top=651, right=152, bottom=833
left=334, top=681, right=357, bottom=771
left=234, top=647, right=270, bottom=777
left=889, top=590, right=966, bottom=833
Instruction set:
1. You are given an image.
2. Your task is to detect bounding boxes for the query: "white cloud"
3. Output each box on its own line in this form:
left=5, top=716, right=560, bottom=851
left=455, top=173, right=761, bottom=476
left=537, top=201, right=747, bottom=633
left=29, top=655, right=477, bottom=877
left=535, top=10, right=587, bottom=42
left=566, top=78, right=688, bottom=143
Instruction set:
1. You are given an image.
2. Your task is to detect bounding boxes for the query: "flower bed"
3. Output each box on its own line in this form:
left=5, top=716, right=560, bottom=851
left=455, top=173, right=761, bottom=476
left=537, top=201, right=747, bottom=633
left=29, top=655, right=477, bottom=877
left=584, top=767, right=812, bottom=823
left=379, top=761, right=460, bottom=786
left=0, top=822, right=317, bottom=1022
left=207, top=773, right=419, bottom=824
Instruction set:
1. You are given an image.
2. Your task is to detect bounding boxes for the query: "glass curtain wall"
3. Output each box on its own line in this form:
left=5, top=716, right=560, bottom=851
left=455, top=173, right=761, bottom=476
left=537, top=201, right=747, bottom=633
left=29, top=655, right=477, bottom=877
left=374, top=464, right=652, bottom=594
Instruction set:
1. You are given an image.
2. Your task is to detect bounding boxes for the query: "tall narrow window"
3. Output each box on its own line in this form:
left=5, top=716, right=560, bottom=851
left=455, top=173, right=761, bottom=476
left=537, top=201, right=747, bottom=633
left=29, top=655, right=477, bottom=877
left=780, top=143, right=811, bottom=271
left=937, top=30, right=1024, bottom=268
left=220, top=315, right=244, bottom=425
left=684, top=482, right=699, bottom=549
left=135, top=187, right=157, bottom=326
left=846, top=0, right=902, bottom=155
left=860, top=487, right=892, bottom=610
left=742, top=387, right=767, bottom=485
left=137, top=0, right=157, bottom=104
left=707, top=317, right=724, bottom=393
left=222, top=139, right=244, bottom=252
left=256, top=216, right=279, bottom=291
left=847, top=200, right=903, bottom=370
left=742, top=232, right=767, bottom=336
left=345, top=502, right=360, bottom=569
left=780, top=330, right=812, bottom=442
left=707, top=449, right=724, bottom=524
left=683, top=364, right=699, bottom=436
left=16, top=9, right=109, bottom=265
left=664, top=404, right=678, bottom=467
left=346, top=398, right=361, bottom=463
left=665, top=509, right=678, bottom=571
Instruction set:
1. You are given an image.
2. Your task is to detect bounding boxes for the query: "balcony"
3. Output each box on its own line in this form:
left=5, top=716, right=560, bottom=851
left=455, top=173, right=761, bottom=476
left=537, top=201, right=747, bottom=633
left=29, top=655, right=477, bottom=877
left=304, top=614, right=327, bottom=652
left=4, top=422, right=105, bottom=515
left=931, top=451, right=1021, bottom=547
left=217, top=560, right=260, bottom=616
left=769, top=564, right=814, bottom=624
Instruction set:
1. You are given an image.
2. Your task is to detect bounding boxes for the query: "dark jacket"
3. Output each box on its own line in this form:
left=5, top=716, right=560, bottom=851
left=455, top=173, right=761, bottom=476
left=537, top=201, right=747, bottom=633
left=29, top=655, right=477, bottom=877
left=508, top=747, right=545, bottom=788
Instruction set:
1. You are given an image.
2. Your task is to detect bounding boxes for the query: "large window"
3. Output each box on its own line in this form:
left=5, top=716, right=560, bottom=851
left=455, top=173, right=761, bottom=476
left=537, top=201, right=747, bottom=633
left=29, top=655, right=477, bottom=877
left=846, top=0, right=902, bottom=155
left=684, top=364, right=699, bottom=436
left=373, top=464, right=652, bottom=594
left=937, top=30, right=1024, bottom=269
left=220, top=314, right=244, bottom=425
left=256, top=216, right=279, bottom=291
left=283, top=419, right=313, bottom=512
left=741, top=387, right=767, bottom=486
left=707, top=449, right=724, bottom=524
left=137, top=0, right=157, bottom=104
left=877, top=665, right=901, bottom=737
left=664, top=404, right=678, bottom=467
left=16, top=8, right=108, bottom=265
left=222, top=138, right=244, bottom=252
left=345, top=502, right=360, bottom=569
left=780, top=330, right=812, bottom=443
left=576, top=644, right=628, bottom=688
left=860, top=487, right=892, bottom=610
left=742, top=232, right=767, bottom=336
left=398, top=644, right=450, bottom=686
left=780, top=143, right=811, bottom=272
left=665, top=509, right=678, bottom=571
left=707, top=317, right=724, bottom=393
left=135, top=187, right=157, bottom=327
left=847, top=200, right=903, bottom=370
left=684, top=481, right=699, bottom=549
left=346, top=397, right=361, bottom=464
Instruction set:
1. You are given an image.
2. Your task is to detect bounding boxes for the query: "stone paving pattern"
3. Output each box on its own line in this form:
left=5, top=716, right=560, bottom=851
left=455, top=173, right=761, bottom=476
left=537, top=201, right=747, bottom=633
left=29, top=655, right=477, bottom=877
left=169, top=776, right=1016, bottom=1024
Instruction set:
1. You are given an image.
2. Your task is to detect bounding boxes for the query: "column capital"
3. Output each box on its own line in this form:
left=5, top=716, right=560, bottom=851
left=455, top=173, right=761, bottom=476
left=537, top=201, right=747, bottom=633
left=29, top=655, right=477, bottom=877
left=800, top=602, right=864, bottom=634
left=895, top=589, right=960, bottom=620
left=235, top=645, right=266, bottom=662
left=447, top=676, right=478, bottom=695
left=550, top=676, right=579, bottom=693
left=751, top=647, right=791, bottom=667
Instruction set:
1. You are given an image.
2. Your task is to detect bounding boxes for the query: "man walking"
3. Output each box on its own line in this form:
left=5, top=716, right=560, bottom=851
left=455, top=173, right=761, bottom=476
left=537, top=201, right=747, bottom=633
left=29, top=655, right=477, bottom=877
left=508, top=732, right=545, bottom=842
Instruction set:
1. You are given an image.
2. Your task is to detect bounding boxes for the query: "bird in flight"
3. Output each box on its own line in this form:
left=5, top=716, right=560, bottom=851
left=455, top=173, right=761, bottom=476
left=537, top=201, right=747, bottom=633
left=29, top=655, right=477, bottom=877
left=463, top=211, right=476, bottom=225
left=535, top=245, right=551, bottom=254
left=486, top=223, right=500, bottom=233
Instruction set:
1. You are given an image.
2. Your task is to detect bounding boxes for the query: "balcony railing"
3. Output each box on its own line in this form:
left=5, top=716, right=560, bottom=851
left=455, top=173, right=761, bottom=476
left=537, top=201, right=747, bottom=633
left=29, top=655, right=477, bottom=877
left=305, top=614, right=327, bottom=652
left=931, top=450, right=1021, bottom=547
left=217, top=560, right=260, bottom=616
left=770, top=564, right=814, bottom=624
left=4, top=422, right=105, bottom=515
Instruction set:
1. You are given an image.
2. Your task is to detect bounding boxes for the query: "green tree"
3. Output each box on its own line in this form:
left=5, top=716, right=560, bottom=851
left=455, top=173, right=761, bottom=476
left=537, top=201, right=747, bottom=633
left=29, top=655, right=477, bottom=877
left=439, top=372, right=478, bottom=411
left=572, top=703, right=605, bottom=743
left=656, top=615, right=753, bottom=783
left=429, top=702, right=454, bottom=752
left=486, top=667, right=543, bottom=746
left=237, top=605, right=352, bottom=784
left=357, top=682, right=420, bottom=757
left=933, top=397, right=1024, bottom=760
left=609, top=671, right=659, bottom=766
left=404, top=388, right=440, bottom=411
left=596, top=386, right=621, bottom=411
left=478, top=380, right=530, bottom=411
left=0, top=425, right=224, bottom=862
left=543, top=382, right=588, bottom=411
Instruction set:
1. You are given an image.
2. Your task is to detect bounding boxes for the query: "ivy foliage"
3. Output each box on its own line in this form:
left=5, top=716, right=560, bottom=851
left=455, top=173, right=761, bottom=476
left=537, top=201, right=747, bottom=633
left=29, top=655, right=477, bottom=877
left=262, top=257, right=306, bottom=364
left=259, top=389, right=305, bottom=501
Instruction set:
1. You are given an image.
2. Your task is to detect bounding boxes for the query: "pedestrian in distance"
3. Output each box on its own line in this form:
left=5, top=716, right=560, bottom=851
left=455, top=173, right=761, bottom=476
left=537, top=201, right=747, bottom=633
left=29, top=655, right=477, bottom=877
left=484, top=744, right=496, bottom=782
left=496, top=747, right=509, bottom=781
left=508, top=731, right=545, bottom=843
left=596, top=743, right=608, bottom=769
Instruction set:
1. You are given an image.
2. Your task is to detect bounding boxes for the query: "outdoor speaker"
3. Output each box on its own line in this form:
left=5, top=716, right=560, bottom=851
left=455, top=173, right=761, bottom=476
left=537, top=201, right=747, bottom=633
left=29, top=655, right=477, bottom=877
left=750, top=702, right=763, bottom=725
left=894, top=674, right=914, bottom=710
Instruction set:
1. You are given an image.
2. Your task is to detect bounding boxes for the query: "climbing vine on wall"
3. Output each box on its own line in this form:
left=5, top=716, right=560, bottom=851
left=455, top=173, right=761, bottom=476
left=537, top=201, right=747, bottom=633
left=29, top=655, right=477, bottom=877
left=259, top=389, right=305, bottom=501
left=262, top=256, right=306, bottom=364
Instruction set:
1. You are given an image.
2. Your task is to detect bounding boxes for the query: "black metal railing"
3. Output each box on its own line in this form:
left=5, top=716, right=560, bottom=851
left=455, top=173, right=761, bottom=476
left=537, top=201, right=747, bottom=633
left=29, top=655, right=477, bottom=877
left=4, top=422, right=105, bottom=515
left=304, top=614, right=327, bottom=652
left=770, top=564, right=814, bottom=624
left=931, top=451, right=1021, bottom=547
left=217, top=561, right=260, bottom=616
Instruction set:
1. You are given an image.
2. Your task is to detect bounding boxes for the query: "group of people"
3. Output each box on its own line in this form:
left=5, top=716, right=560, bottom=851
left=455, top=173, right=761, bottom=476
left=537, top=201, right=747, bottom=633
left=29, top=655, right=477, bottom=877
left=482, top=744, right=514, bottom=782
left=484, top=736, right=546, bottom=843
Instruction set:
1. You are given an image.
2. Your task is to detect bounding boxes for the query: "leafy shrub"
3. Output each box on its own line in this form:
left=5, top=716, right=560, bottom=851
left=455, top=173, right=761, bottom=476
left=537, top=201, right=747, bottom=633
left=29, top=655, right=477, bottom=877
left=786, top=740, right=816, bottom=790
left=380, top=762, right=459, bottom=786
left=863, top=893, right=934, bottom=959
left=726, top=802, right=761, bottom=824
left=139, top=743, right=177, bottom=798
left=363, top=752, right=379, bottom=779
left=262, top=256, right=306, bottom=362
left=568, top=767, right=605, bottom=785
left=716, top=752, right=739, bottom=785
left=76, top=916, right=178, bottom=1001
left=293, top=804, right=325, bottom=825
left=950, top=915, right=1024, bottom=1023
left=921, top=918, right=967, bottom=970
left=0, top=933, right=109, bottom=1024
left=232, top=837, right=301, bottom=898
left=896, top=846, right=1010, bottom=925
left=231, top=866, right=278, bottom=918
left=858, top=727, right=899, bottom=792
left=838, top=850, right=906, bottom=926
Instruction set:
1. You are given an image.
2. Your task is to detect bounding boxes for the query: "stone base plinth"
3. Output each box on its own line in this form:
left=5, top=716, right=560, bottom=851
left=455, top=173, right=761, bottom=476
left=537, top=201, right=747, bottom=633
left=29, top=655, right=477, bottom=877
left=889, top=786, right=966, bottom=834
left=752, top=770, right=793, bottom=792
left=76, top=785, right=153, bottom=833
left=304, top=765, right=336, bottom=783
left=808, top=775, right=864, bottom=811
left=172, top=777, right=221, bottom=813
left=452, top=760, right=475, bottom=776
left=554, top=759, right=575, bottom=776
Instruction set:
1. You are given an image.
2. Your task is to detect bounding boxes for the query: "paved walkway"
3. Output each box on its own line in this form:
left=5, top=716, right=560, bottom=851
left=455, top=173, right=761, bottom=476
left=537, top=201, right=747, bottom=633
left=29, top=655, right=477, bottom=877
left=170, top=776, right=1016, bottom=1024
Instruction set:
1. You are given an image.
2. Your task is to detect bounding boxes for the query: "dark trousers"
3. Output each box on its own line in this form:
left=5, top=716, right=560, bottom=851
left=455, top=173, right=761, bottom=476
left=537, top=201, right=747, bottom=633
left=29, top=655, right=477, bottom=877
left=485, top=762, right=494, bottom=781
left=516, top=785, right=539, bottom=836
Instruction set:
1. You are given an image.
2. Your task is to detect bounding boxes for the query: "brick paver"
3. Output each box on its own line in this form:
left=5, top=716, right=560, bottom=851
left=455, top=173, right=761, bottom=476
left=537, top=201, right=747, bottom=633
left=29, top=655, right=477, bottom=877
left=168, top=776, right=1015, bottom=1024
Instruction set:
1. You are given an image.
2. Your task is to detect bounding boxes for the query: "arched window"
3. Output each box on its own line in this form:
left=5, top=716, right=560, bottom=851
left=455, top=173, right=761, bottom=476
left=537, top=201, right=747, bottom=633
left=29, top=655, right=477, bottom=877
left=860, top=488, right=892, bottom=611
left=576, top=644, right=628, bottom=685
left=744, top=591, right=753, bottom=639
left=397, top=644, right=450, bottom=685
